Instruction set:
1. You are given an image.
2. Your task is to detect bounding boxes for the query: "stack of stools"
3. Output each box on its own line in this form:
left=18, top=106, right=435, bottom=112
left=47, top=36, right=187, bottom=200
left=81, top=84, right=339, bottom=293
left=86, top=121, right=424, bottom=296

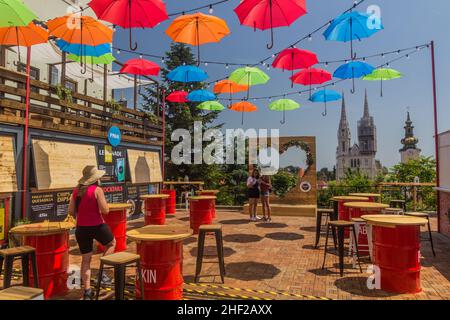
left=0, top=286, right=44, bottom=300
left=404, top=212, right=436, bottom=256
left=315, top=208, right=334, bottom=248
left=349, top=218, right=370, bottom=265
left=95, top=252, right=144, bottom=300
left=0, top=246, right=39, bottom=289
left=195, top=224, right=226, bottom=283
left=322, top=221, right=363, bottom=276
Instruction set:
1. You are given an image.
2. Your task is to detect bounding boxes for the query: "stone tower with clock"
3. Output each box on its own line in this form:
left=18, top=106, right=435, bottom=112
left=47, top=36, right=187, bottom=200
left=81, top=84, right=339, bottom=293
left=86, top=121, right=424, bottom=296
left=400, top=111, right=421, bottom=163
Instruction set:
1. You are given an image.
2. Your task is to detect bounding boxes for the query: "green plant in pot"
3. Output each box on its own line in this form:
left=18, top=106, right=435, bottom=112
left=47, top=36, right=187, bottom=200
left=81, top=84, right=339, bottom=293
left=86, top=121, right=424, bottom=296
left=55, top=84, right=73, bottom=104
left=143, top=112, right=159, bottom=125
left=106, top=99, right=122, bottom=114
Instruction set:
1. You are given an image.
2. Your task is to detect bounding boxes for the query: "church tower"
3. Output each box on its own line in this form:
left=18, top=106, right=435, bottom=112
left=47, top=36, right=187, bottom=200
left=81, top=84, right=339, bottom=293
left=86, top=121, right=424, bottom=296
left=357, top=90, right=377, bottom=155
left=336, top=93, right=351, bottom=180
left=400, top=111, right=421, bottom=163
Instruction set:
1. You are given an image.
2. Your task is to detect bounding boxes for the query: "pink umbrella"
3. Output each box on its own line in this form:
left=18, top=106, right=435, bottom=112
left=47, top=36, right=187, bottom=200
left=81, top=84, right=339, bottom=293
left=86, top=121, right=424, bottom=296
left=272, top=48, right=318, bottom=87
left=290, top=68, right=332, bottom=97
left=166, top=91, right=188, bottom=103
left=120, top=58, right=160, bottom=76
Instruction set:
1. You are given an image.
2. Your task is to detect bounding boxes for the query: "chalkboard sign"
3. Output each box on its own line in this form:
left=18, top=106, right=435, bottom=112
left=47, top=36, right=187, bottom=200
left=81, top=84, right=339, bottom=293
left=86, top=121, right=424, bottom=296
left=96, top=145, right=127, bottom=184
left=30, top=192, right=55, bottom=221
left=101, top=184, right=125, bottom=203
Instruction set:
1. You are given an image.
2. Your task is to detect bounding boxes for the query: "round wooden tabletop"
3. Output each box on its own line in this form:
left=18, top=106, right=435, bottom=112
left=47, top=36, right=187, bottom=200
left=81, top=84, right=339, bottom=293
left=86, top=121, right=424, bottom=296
left=140, top=194, right=170, bottom=199
left=188, top=196, right=216, bottom=201
left=127, top=225, right=193, bottom=242
left=331, top=196, right=369, bottom=201
left=349, top=193, right=382, bottom=198
left=361, top=214, right=428, bottom=228
left=10, top=221, right=75, bottom=236
left=197, top=190, right=219, bottom=194
left=343, top=202, right=389, bottom=210
left=108, top=203, right=133, bottom=210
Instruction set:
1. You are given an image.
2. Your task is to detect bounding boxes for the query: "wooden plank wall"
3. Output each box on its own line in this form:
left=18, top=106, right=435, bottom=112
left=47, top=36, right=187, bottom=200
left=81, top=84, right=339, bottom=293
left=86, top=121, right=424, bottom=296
left=127, top=149, right=162, bottom=184
left=0, top=136, right=18, bottom=193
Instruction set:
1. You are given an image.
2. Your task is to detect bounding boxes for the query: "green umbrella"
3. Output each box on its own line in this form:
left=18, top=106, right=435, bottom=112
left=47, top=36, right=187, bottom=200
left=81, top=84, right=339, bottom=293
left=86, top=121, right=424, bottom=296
left=68, top=53, right=116, bottom=65
left=196, top=101, right=225, bottom=111
left=269, top=99, right=300, bottom=124
left=228, top=67, right=270, bottom=99
left=363, top=68, right=402, bottom=97
left=0, top=0, right=37, bottom=27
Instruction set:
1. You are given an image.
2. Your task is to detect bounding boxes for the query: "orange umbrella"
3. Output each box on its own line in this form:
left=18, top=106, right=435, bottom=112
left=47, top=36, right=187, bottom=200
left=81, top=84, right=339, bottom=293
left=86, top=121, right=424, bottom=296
left=47, top=15, right=113, bottom=46
left=165, top=12, right=230, bottom=65
left=229, top=101, right=258, bottom=125
left=214, top=79, right=248, bottom=106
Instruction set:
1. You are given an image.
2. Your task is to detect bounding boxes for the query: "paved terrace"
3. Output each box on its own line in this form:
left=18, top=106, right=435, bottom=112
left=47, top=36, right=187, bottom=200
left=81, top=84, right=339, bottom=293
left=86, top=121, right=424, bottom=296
left=60, top=210, right=450, bottom=300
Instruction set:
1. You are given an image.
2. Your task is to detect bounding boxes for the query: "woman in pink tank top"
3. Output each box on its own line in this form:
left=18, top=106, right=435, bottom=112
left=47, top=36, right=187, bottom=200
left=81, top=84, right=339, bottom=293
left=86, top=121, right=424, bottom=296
left=68, top=165, right=116, bottom=300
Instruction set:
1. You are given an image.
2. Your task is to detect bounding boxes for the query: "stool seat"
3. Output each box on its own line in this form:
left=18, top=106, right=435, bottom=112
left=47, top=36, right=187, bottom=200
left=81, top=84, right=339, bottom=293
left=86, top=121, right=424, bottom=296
left=351, top=217, right=366, bottom=223
left=199, top=224, right=222, bottom=231
left=317, top=208, right=334, bottom=214
left=404, top=212, right=429, bottom=218
left=100, top=252, right=140, bottom=265
left=0, top=286, right=44, bottom=300
left=329, top=220, right=354, bottom=227
left=0, top=246, right=35, bottom=257
left=0, top=246, right=39, bottom=289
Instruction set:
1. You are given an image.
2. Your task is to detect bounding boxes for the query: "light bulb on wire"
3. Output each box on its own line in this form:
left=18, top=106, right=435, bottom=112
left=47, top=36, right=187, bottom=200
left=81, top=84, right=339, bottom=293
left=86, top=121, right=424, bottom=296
left=208, top=5, right=213, bottom=14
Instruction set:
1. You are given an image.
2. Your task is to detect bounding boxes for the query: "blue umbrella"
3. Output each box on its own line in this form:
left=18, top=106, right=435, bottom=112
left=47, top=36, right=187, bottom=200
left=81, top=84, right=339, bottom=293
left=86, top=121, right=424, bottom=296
left=323, top=11, right=383, bottom=59
left=310, top=89, right=342, bottom=116
left=334, top=61, right=374, bottom=93
left=187, top=89, right=216, bottom=102
left=55, top=39, right=111, bottom=57
left=167, top=65, right=208, bottom=83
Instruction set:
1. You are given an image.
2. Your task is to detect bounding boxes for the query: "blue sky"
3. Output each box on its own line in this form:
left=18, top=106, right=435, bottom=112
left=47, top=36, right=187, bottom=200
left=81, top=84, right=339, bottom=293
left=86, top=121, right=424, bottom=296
left=113, top=0, right=450, bottom=170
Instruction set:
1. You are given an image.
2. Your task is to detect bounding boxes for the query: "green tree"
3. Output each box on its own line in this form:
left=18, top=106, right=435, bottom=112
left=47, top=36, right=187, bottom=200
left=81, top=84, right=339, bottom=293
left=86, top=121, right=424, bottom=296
left=272, top=170, right=298, bottom=198
left=388, top=156, right=436, bottom=183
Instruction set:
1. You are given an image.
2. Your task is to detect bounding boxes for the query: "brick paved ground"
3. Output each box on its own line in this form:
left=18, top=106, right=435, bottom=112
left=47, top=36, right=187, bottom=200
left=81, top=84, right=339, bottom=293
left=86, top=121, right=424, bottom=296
left=59, top=209, right=450, bottom=300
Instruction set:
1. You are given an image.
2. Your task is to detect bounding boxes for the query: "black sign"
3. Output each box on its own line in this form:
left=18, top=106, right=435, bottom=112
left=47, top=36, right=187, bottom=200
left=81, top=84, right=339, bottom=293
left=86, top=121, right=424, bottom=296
left=29, top=191, right=71, bottom=222
left=102, top=184, right=125, bottom=203
left=96, top=145, right=127, bottom=184
left=55, top=191, right=71, bottom=221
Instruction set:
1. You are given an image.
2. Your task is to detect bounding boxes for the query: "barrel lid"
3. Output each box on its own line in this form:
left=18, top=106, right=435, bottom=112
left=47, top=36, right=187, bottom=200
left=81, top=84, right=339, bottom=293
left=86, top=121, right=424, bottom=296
left=108, top=203, right=133, bottom=210
left=361, top=214, right=427, bottom=227
left=343, top=202, right=389, bottom=209
left=197, top=190, right=219, bottom=194
left=10, top=221, right=75, bottom=236
left=127, top=225, right=193, bottom=242
left=140, top=194, right=170, bottom=199
left=348, top=193, right=381, bottom=197
left=331, top=196, right=369, bottom=201
left=188, top=196, right=216, bottom=201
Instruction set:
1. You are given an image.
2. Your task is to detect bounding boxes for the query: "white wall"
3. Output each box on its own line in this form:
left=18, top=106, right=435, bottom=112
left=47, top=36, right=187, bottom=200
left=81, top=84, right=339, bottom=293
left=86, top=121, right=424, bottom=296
left=439, top=131, right=450, bottom=188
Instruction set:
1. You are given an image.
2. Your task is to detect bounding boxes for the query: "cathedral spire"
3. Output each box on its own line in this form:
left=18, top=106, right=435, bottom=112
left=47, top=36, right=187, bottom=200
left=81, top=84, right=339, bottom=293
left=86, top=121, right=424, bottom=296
left=340, top=91, right=347, bottom=121
left=363, top=89, right=370, bottom=118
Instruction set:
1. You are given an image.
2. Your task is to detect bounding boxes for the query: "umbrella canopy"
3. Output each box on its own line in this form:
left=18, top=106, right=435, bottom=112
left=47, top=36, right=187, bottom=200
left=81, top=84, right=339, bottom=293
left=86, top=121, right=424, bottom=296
left=197, top=101, right=225, bottom=111
left=166, top=91, right=188, bottom=103
left=120, top=58, right=160, bottom=76
left=363, top=68, right=402, bottom=97
left=269, top=98, right=300, bottom=124
left=229, top=101, right=258, bottom=125
left=165, top=12, right=230, bottom=65
left=88, top=0, right=168, bottom=50
left=334, top=61, right=374, bottom=93
left=187, top=89, right=216, bottom=102
left=167, top=65, right=208, bottom=83
left=47, top=15, right=113, bottom=46
left=272, top=48, right=318, bottom=87
left=56, top=39, right=111, bottom=57
left=0, top=0, right=36, bottom=27
left=214, top=79, right=248, bottom=94
left=234, top=0, right=307, bottom=49
left=68, top=53, right=115, bottom=64
left=310, top=89, right=342, bottom=116
left=290, top=68, right=332, bottom=97
left=0, top=22, right=48, bottom=46
left=323, top=11, right=384, bottom=59
left=228, top=67, right=270, bottom=99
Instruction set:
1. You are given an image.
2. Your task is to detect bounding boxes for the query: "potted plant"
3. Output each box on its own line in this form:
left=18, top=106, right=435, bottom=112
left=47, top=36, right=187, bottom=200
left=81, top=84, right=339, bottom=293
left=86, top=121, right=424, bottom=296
left=55, top=84, right=73, bottom=104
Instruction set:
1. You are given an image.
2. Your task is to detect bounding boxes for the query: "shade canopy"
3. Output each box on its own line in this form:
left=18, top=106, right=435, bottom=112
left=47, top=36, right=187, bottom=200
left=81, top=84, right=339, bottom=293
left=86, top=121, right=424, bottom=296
left=187, top=89, right=216, bottom=102
left=167, top=65, right=208, bottom=83
left=197, top=101, right=225, bottom=111
left=0, top=0, right=37, bottom=27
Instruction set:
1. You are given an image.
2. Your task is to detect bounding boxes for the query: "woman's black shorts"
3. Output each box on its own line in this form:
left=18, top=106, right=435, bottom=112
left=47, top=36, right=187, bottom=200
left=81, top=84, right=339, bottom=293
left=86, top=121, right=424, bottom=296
left=248, top=188, right=260, bottom=199
left=75, top=224, right=114, bottom=254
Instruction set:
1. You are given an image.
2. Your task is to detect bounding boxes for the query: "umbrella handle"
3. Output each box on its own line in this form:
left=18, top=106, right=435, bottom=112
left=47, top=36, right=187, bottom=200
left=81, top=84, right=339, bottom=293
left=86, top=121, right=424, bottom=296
left=322, top=101, right=328, bottom=117
left=350, top=68, right=355, bottom=94
left=280, top=109, right=286, bottom=124
left=266, top=0, right=274, bottom=49
left=380, top=78, right=383, bottom=97
left=81, top=63, right=87, bottom=75
left=241, top=111, right=244, bottom=125
left=129, top=28, right=138, bottom=51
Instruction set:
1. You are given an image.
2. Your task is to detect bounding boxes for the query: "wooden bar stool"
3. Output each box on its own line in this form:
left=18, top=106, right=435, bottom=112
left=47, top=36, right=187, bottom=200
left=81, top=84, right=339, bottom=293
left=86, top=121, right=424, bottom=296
left=0, top=286, right=44, bottom=300
left=322, top=221, right=362, bottom=276
left=95, top=252, right=144, bottom=300
left=0, top=246, right=38, bottom=289
left=195, top=224, right=225, bottom=283
left=315, top=208, right=334, bottom=248
left=404, top=212, right=436, bottom=256
left=390, top=200, right=406, bottom=212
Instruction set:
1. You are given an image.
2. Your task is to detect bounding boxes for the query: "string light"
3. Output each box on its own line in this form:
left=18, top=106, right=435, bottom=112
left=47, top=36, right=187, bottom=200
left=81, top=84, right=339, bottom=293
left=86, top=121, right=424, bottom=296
left=209, top=5, right=213, bottom=14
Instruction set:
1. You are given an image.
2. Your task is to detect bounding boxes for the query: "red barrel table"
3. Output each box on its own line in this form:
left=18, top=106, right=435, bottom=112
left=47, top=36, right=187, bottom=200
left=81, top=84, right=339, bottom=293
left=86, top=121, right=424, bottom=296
left=196, top=190, right=219, bottom=219
left=362, top=214, right=427, bottom=294
left=141, top=194, right=169, bottom=225
left=10, top=221, right=74, bottom=299
left=349, top=193, right=381, bottom=203
left=127, top=225, right=193, bottom=300
left=97, top=203, right=132, bottom=253
left=188, top=196, right=216, bottom=234
left=331, top=196, right=369, bottom=238
left=161, top=189, right=176, bottom=215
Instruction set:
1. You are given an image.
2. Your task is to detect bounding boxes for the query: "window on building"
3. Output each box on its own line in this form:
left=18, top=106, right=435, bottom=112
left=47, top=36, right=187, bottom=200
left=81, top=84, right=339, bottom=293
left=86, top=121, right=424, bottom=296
left=49, top=65, right=59, bottom=86
left=357, top=159, right=360, bottom=167
left=17, top=62, right=39, bottom=93
left=342, top=142, right=345, bottom=151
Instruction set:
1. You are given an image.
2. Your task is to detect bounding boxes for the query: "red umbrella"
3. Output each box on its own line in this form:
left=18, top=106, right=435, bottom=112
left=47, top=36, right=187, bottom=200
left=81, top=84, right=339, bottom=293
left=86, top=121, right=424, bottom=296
left=234, top=0, right=307, bottom=49
left=88, top=0, right=168, bottom=50
left=120, top=58, right=160, bottom=76
left=272, top=48, right=318, bottom=87
left=166, top=91, right=188, bottom=103
left=290, top=68, right=332, bottom=97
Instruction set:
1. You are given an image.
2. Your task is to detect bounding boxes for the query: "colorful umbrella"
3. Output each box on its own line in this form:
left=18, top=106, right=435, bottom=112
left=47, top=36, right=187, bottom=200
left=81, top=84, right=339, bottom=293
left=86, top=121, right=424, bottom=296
left=213, top=79, right=248, bottom=105
left=120, top=58, right=160, bottom=76
left=68, top=53, right=115, bottom=81
left=187, top=89, right=216, bottom=102
left=167, top=65, right=208, bottom=83
left=89, top=0, right=168, bottom=50
left=323, top=11, right=384, bottom=59
left=234, top=0, right=307, bottom=49
left=334, top=61, right=374, bottom=93
left=269, top=98, right=300, bottom=124
left=0, top=0, right=36, bottom=27
left=310, top=89, right=342, bottom=116
left=228, top=67, right=270, bottom=99
left=272, top=48, right=318, bottom=87
left=197, top=101, right=225, bottom=111
left=165, top=12, right=230, bottom=65
left=166, top=91, right=188, bottom=103
left=290, top=68, right=332, bottom=97
left=229, top=101, right=258, bottom=125
left=363, top=68, right=402, bottom=97
left=56, top=39, right=111, bottom=57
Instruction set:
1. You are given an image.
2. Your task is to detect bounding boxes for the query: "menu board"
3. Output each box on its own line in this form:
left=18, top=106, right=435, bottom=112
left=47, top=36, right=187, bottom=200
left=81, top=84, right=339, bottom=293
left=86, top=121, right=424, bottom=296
left=101, top=184, right=125, bottom=203
left=55, top=191, right=72, bottom=220
left=96, top=145, right=127, bottom=184
left=30, top=193, right=55, bottom=221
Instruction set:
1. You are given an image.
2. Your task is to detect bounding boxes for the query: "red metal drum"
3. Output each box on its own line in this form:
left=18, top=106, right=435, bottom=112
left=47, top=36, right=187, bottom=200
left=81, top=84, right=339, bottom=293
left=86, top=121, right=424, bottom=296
left=188, top=196, right=215, bottom=234
left=349, top=193, right=381, bottom=203
left=162, top=189, right=176, bottom=215
left=97, top=203, right=131, bottom=253
left=141, top=194, right=169, bottom=225
left=196, top=190, right=219, bottom=219
left=332, top=196, right=369, bottom=238
left=127, top=225, right=193, bottom=300
left=351, top=218, right=370, bottom=256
